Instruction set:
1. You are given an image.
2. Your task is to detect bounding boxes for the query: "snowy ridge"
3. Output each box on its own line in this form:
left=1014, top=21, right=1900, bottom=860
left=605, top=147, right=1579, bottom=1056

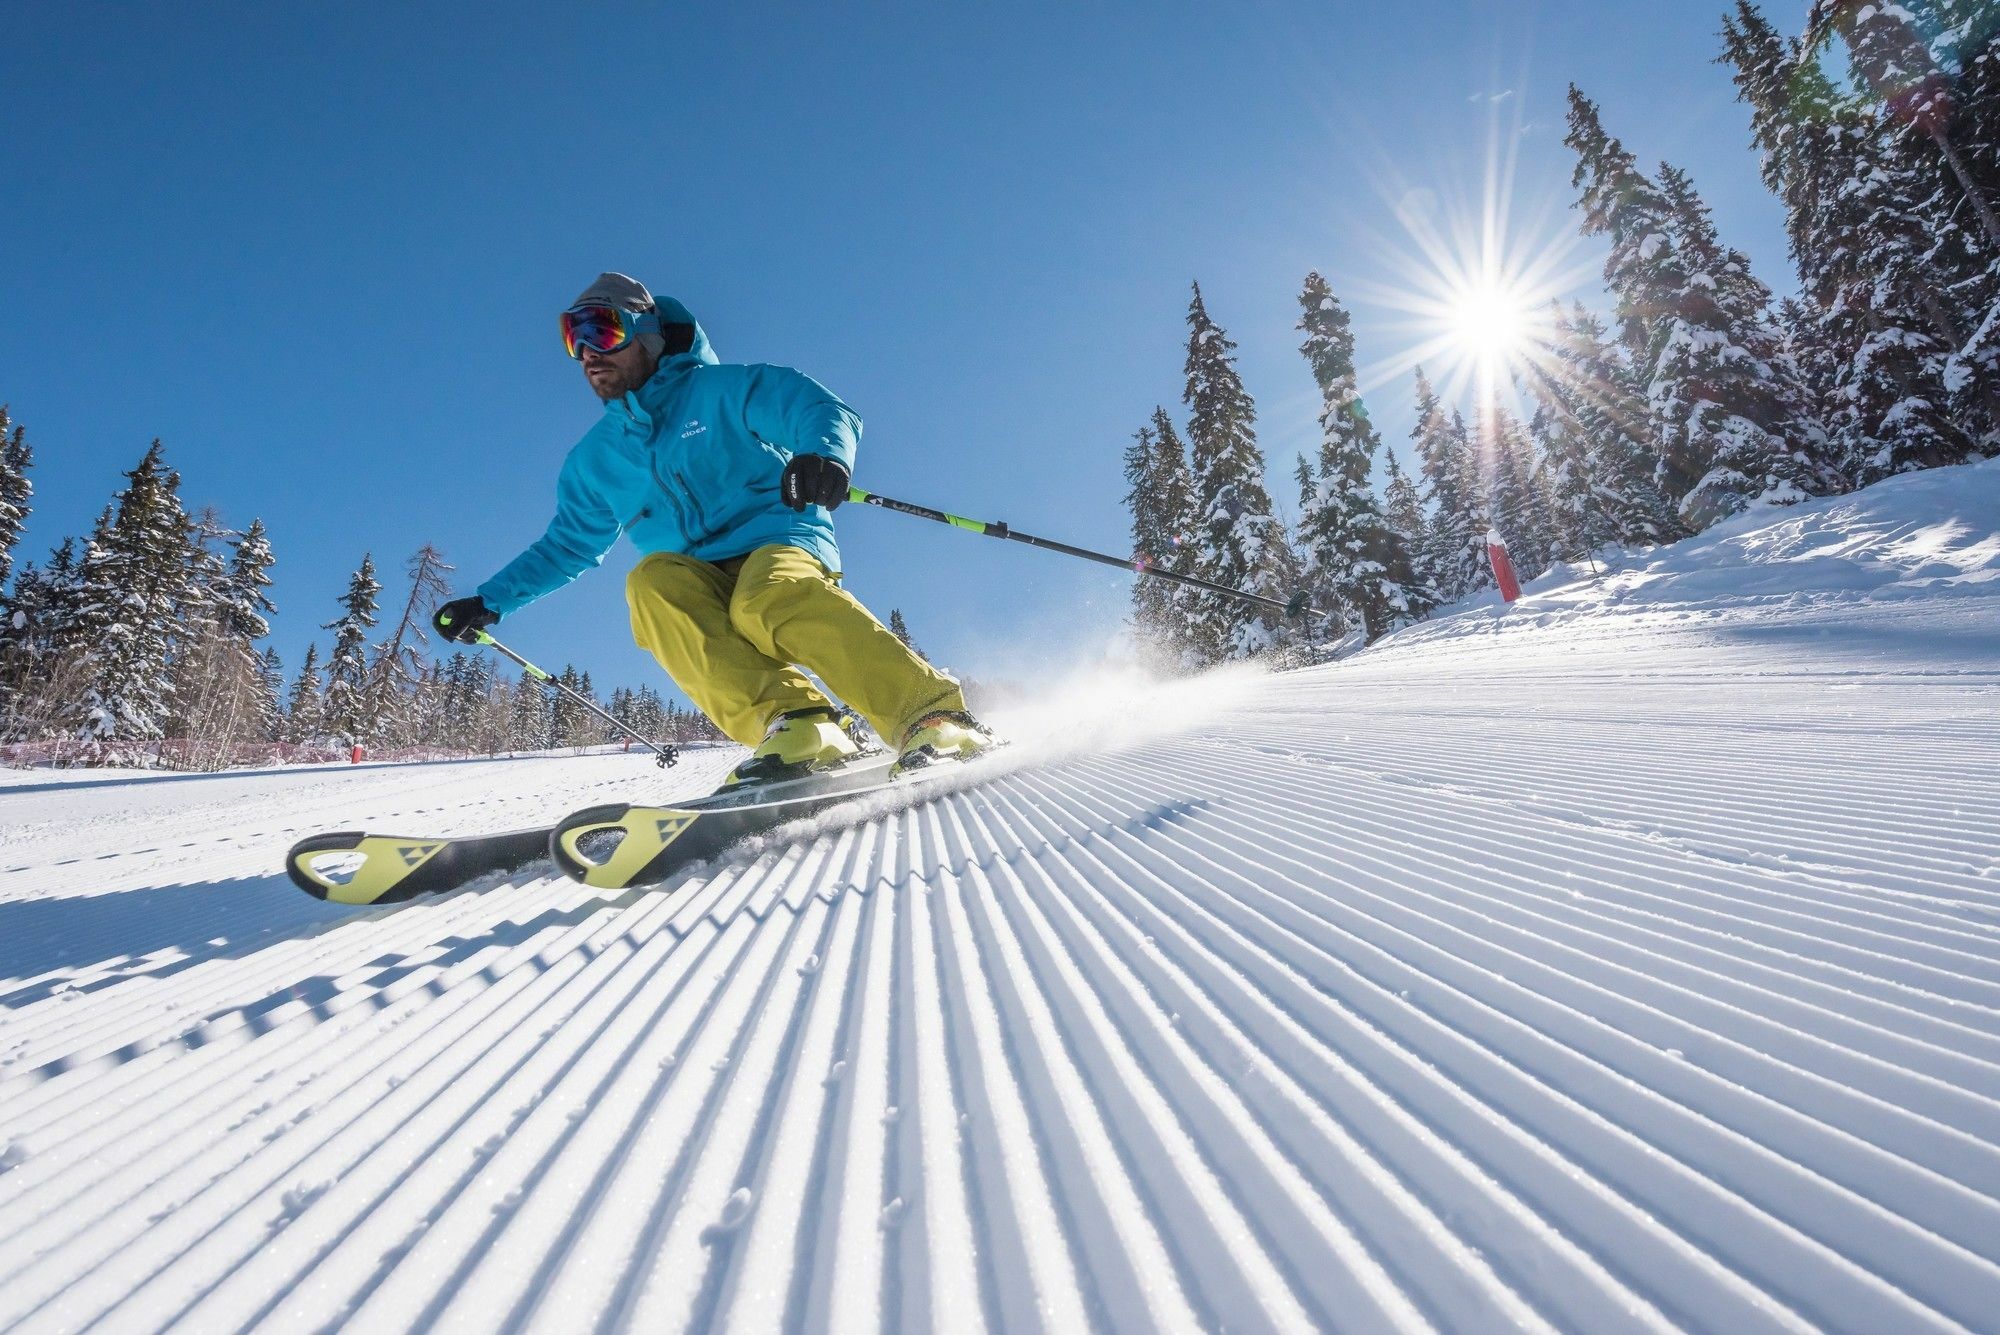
left=2, top=465, right=1998, bottom=1332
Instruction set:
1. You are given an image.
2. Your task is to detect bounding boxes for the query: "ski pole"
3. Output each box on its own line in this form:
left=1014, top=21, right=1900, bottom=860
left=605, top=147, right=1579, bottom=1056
left=464, top=628, right=679, bottom=769
left=847, top=486, right=1328, bottom=622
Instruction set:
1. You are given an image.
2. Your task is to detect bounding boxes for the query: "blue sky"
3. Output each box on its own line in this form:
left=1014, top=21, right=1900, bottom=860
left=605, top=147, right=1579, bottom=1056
left=2, top=0, right=1811, bottom=704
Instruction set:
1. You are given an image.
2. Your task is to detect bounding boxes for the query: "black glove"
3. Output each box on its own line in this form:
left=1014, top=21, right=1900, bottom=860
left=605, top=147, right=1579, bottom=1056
left=433, top=595, right=498, bottom=644
left=780, top=453, right=850, bottom=512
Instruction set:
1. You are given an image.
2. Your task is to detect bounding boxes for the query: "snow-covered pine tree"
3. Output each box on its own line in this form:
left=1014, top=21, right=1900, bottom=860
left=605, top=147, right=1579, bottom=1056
left=167, top=508, right=267, bottom=769
left=284, top=643, right=325, bottom=744
left=1777, top=295, right=1841, bottom=440
left=1410, top=369, right=1490, bottom=600
left=1378, top=451, right=1441, bottom=619
left=1567, top=90, right=1831, bottom=526
left=508, top=672, right=549, bottom=752
left=365, top=544, right=453, bottom=747
left=1536, top=305, right=1686, bottom=545
left=0, top=407, right=32, bottom=595
left=1931, top=1, right=2000, bottom=227
left=71, top=442, right=194, bottom=746
left=1480, top=405, right=1555, bottom=578
left=1723, top=5, right=1977, bottom=481
left=551, top=666, right=601, bottom=749
left=1815, top=0, right=2000, bottom=453
left=1181, top=283, right=1300, bottom=662
left=632, top=685, right=667, bottom=740
left=320, top=554, right=382, bottom=746
left=409, top=662, right=446, bottom=751
left=1291, top=456, right=1333, bottom=631
left=220, top=519, right=276, bottom=643
left=1527, top=398, right=1610, bottom=563
left=0, top=537, right=88, bottom=736
left=1656, top=161, right=1839, bottom=514
left=1295, top=272, right=1422, bottom=640
left=1121, top=410, right=1200, bottom=668
left=1818, top=0, right=2000, bottom=251
left=256, top=647, right=284, bottom=742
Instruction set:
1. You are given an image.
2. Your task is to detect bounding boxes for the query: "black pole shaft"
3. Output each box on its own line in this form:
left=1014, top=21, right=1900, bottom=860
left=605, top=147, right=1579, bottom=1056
left=848, top=486, right=1328, bottom=621
left=474, top=630, right=679, bottom=767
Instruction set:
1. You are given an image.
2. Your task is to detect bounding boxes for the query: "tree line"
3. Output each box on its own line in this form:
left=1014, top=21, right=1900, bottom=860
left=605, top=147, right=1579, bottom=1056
left=1124, top=0, right=1999, bottom=667
left=0, top=426, right=724, bottom=768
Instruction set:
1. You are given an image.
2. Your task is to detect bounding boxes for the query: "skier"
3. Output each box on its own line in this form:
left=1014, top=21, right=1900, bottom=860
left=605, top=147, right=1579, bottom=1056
left=434, top=272, right=992, bottom=784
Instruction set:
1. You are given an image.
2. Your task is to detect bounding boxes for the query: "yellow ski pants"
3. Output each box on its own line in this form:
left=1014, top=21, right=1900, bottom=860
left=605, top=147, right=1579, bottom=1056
left=626, top=543, right=965, bottom=748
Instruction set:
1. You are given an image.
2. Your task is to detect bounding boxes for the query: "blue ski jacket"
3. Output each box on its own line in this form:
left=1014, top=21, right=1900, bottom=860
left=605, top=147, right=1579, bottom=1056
left=476, top=296, right=860, bottom=618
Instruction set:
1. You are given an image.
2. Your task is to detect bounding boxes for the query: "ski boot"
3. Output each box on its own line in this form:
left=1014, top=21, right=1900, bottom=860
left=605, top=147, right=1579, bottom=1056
left=726, top=706, right=861, bottom=787
left=892, top=709, right=996, bottom=778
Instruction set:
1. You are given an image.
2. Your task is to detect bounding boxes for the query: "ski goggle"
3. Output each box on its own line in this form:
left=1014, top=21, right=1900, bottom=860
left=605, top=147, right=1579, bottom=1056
left=560, top=304, right=663, bottom=359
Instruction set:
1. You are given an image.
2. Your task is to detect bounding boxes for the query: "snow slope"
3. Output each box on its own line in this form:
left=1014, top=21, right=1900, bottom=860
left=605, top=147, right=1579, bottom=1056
left=2, top=461, right=1997, bottom=1332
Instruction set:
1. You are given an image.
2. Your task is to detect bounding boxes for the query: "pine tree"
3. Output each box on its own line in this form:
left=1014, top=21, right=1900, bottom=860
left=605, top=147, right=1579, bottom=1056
left=631, top=684, right=667, bottom=740
left=886, top=609, right=926, bottom=661
left=0, top=539, right=88, bottom=739
left=1527, top=399, right=1610, bottom=562
left=1294, top=272, right=1423, bottom=640
left=220, top=519, right=276, bottom=642
left=284, top=643, right=325, bottom=744
left=1410, top=369, right=1490, bottom=600
left=71, top=442, right=194, bottom=744
left=1378, top=452, right=1441, bottom=618
left=1533, top=305, right=1686, bottom=545
left=1656, top=161, right=1839, bottom=514
left=1566, top=90, right=1832, bottom=525
left=1481, top=405, right=1555, bottom=578
left=256, top=647, right=284, bottom=742
left=1181, top=283, right=1300, bottom=660
left=1723, top=5, right=1978, bottom=480
left=509, top=673, right=549, bottom=751
left=1818, top=0, right=2000, bottom=454
left=1818, top=0, right=2000, bottom=252
left=167, top=508, right=267, bottom=768
left=0, top=407, right=32, bottom=596
left=321, top=555, right=382, bottom=746
left=1121, top=409, right=1200, bottom=667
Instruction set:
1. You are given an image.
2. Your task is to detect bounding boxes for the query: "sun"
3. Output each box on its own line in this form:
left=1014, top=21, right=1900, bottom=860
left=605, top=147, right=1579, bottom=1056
left=1339, top=86, right=1603, bottom=420
left=1447, top=278, right=1539, bottom=369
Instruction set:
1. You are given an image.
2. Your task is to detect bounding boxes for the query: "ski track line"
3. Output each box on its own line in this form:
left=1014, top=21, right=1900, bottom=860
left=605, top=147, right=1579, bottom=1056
left=1153, top=746, right=2000, bottom=1030
left=1, top=627, right=1996, bottom=1332
left=1187, top=734, right=2000, bottom=972
left=1217, top=690, right=2000, bottom=891
left=1046, top=760, right=2000, bottom=1243
left=0, top=877, right=649, bottom=1326
left=1286, top=731, right=2000, bottom=890
left=1000, top=759, right=1968, bottom=1327
left=1010, top=772, right=1997, bottom=1330
left=1139, top=749, right=2000, bottom=1087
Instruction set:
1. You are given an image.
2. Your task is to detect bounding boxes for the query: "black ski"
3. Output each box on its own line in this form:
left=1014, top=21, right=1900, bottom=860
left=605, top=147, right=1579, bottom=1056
left=283, top=753, right=912, bottom=905
left=285, top=826, right=554, bottom=905
left=548, top=752, right=926, bottom=889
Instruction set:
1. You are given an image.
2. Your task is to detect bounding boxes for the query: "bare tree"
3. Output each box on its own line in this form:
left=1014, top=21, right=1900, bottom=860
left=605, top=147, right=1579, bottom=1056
left=366, top=544, right=453, bottom=746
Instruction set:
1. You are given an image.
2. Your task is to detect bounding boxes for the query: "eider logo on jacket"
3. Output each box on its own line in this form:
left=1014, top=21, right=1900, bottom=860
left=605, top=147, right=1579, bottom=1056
left=680, top=419, right=708, bottom=439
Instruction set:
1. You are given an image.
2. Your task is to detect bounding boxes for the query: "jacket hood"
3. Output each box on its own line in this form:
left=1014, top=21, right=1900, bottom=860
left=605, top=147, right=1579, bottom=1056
left=651, top=294, right=718, bottom=367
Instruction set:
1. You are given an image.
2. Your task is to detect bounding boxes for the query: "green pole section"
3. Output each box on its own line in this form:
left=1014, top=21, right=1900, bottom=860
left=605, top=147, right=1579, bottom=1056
left=847, top=485, right=1326, bottom=622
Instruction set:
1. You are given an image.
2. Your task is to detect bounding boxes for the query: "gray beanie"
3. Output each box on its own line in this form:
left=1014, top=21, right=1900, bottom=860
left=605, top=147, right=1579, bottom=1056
left=571, top=272, right=665, bottom=356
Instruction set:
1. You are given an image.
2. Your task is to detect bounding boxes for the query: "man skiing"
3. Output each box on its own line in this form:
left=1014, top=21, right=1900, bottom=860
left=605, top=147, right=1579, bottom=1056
left=434, top=272, right=992, bottom=784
